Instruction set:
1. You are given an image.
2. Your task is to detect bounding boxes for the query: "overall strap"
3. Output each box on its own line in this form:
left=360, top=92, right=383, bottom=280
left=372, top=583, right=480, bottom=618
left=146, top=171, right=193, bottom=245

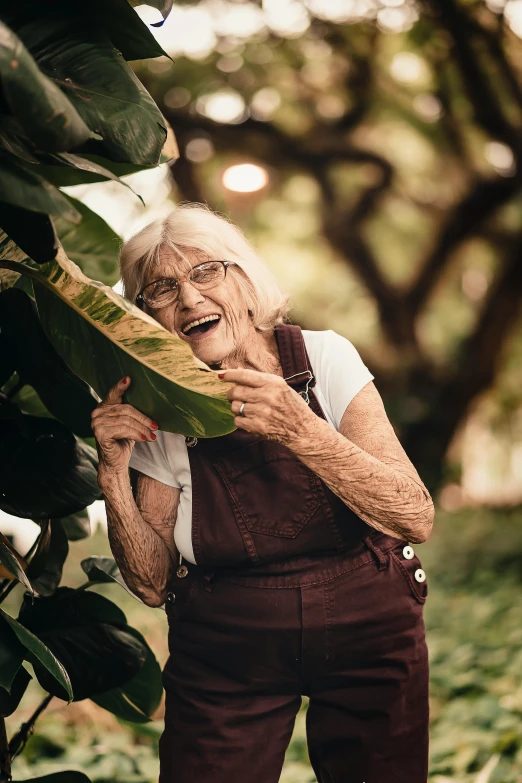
left=274, top=323, right=316, bottom=400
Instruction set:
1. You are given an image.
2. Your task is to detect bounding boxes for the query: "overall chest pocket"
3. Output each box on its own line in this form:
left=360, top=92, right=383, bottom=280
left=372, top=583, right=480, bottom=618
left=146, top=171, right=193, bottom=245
left=213, top=440, right=321, bottom=538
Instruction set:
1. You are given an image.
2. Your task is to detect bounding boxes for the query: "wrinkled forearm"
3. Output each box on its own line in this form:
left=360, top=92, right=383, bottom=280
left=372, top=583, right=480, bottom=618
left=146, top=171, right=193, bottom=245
left=98, top=468, right=175, bottom=606
left=286, top=416, right=434, bottom=543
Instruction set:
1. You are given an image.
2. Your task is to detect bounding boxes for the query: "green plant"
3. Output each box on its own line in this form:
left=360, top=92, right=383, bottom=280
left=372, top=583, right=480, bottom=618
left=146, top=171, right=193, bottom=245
left=0, top=3, right=182, bottom=782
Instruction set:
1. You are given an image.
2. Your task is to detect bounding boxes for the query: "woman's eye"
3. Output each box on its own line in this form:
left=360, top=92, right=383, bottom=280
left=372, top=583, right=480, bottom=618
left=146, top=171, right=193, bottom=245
left=154, top=281, right=174, bottom=295
left=192, top=271, right=211, bottom=282
left=192, top=265, right=220, bottom=283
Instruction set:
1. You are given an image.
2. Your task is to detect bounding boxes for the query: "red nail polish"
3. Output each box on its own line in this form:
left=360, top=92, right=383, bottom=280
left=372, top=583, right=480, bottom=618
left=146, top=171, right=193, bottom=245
left=141, top=434, right=147, bottom=440
left=218, top=373, right=225, bottom=379
left=150, top=432, right=157, bottom=441
left=122, top=376, right=129, bottom=385
left=150, top=421, right=158, bottom=429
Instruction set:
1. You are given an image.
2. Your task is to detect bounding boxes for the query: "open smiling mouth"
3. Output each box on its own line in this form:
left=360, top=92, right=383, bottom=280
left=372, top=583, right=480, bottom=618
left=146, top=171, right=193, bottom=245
left=182, top=315, right=222, bottom=339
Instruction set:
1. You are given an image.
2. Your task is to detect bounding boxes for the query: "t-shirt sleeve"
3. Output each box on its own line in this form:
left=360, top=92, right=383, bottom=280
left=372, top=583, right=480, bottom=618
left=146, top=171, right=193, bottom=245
left=316, top=330, right=374, bottom=430
left=128, top=433, right=181, bottom=488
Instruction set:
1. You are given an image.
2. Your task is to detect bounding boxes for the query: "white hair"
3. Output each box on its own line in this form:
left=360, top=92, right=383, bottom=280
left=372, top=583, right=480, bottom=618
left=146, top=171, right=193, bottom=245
left=119, top=203, right=291, bottom=332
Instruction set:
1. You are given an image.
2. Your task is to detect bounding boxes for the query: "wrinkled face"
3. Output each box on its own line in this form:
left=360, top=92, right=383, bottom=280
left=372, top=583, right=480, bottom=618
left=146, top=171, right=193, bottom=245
left=141, top=244, right=253, bottom=366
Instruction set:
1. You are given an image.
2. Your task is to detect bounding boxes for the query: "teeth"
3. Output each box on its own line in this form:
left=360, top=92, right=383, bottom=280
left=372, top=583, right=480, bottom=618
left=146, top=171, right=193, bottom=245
left=182, top=314, right=221, bottom=334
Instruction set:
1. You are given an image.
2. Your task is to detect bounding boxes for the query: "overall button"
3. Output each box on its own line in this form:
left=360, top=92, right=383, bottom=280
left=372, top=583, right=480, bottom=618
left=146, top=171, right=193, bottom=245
left=166, top=592, right=175, bottom=603
left=414, top=568, right=426, bottom=583
left=177, top=564, right=189, bottom=579
left=403, top=545, right=415, bottom=560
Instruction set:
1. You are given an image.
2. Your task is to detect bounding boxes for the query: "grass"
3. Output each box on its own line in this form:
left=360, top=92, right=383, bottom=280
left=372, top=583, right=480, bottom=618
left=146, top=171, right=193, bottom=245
left=5, top=505, right=522, bottom=782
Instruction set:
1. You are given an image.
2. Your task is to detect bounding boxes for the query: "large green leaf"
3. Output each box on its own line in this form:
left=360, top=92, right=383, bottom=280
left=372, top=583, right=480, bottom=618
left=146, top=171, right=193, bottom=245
left=0, top=288, right=97, bottom=435
left=0, top=664, right=31, bottom=717
left=89, top=0, right=169, bottom=61
left=4, top=3, right=168, bottom=167
left=81, top=556, right=137, bottom=598
left=36, top=623, right=146, bottom=701
left=19, top=586, right=127, bottom=632
left=59, top=509, right=91, bottom=541
left=23, top=153, right=141, bottom=191
left=54, top=196, right=121, bottom=286
left=91, top=626, right=162, bottom=722
left=0, top=157, right=81, bottom=222
left=26, top=521, right=69, bottom=597
left=8, top=383, right=53, bottom=419
left=0, top=411, right=99, bottom=519
left=0, top=203, right=59, bottom=263
left=0, top=607, right=73, bottom=701
left=18, top=126, right=177, bottom=187
left=0, top=19, right=95, bottom=153
left=0, top=237, right=236, bottom=437
left=90, top=688, right=151, bottom=723
left=0, top=629, right=24, bottom=692
left=112, top=625, right=162, bottom=715
left=18, top=588, right=146, bottom=701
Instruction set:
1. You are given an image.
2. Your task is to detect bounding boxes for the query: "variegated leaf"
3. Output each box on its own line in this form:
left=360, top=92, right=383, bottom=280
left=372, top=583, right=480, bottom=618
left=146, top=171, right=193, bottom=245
left=0, top=232, right=235, bottom=437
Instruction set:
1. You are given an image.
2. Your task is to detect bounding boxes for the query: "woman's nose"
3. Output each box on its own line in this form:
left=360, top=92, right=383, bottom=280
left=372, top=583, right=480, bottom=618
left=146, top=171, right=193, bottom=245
left=178, top=280, right=206, bottom=308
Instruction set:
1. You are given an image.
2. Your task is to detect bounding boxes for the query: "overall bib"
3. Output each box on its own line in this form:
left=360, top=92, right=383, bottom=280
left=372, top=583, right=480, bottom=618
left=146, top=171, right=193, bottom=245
left=160, top=324, right=430, bottom=783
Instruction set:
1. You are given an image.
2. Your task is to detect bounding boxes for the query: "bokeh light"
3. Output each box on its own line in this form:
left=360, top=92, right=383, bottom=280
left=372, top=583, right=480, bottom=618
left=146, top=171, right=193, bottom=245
left=197, top=90, right=247, bottom=124
left=505, top=0, right=522, bottom=36
left=262, top=0, right=310, bottom=37
left=185, top=137, right=215, bottom=163
left=484, top=141, right=516, bottom=176
left=164, top=86, right=191, bottom=109
left=250, top=87, right=282, bottom=121
left=222, top=164, right=269, bottom=192
left=390, top=52, right=427, bottom=84
left=413, top=94, right=443, bottom=122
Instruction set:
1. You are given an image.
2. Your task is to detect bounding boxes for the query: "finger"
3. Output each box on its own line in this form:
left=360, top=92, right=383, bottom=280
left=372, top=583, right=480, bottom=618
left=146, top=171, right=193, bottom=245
left=218, top=369, right=271, bottom=387
left=105, top=415, right=156, bottom=435
left=101, top=377, right=131, bottom=406
left=231, top=400, right=253, bottom=417
left=95, top=404, right=158, bottom=431
left=100, top=423, right=156, bottom=443
left=234, top=414, right=255, bottom=432
left=227, top=385, right=266, bottom=403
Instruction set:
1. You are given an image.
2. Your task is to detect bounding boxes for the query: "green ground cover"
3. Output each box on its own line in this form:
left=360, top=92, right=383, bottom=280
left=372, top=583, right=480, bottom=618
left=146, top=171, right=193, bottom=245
left=5, top=506, right=522, bottom=783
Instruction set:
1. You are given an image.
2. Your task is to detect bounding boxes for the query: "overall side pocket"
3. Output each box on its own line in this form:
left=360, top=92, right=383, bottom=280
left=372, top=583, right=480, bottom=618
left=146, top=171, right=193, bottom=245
left=388, top=543, right=428, bottom=605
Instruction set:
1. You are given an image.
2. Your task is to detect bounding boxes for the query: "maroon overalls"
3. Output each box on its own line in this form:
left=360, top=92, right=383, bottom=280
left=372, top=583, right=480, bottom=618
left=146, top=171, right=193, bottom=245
left=160, top=324, right=429, bottom=783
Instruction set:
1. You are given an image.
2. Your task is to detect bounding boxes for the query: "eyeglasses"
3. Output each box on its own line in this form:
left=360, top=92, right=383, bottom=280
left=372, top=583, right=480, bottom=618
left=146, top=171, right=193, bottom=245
left=136, top=260, right=236, bottom=310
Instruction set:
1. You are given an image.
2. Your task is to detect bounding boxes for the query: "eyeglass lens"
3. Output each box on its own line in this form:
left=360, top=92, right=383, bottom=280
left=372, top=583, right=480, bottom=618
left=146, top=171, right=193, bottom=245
left=142, top=261, right=226, bottom=307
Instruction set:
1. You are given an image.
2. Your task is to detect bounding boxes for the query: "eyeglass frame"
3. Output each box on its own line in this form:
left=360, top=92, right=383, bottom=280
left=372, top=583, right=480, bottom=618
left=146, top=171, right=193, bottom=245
left=135, top=259, right=237, bottom=310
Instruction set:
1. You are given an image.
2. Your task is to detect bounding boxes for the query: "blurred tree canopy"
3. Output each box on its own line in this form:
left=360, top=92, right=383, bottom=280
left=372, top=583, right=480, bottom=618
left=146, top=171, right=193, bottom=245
left=134, top=0, right=522, bottom=490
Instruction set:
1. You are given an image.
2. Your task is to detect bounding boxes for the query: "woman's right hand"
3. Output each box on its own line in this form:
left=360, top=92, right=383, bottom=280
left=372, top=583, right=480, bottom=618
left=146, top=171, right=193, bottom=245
left=91, top=377, right=158, bottom=475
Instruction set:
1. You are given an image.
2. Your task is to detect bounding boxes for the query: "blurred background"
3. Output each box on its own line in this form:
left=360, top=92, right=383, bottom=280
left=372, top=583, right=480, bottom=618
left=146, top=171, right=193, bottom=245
left=4, top=0, right=522, bottom=780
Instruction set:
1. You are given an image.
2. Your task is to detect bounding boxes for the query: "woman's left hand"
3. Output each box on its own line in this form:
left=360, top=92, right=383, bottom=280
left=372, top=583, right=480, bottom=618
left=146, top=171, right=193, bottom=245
left=219, top=368, right=315, bottom=446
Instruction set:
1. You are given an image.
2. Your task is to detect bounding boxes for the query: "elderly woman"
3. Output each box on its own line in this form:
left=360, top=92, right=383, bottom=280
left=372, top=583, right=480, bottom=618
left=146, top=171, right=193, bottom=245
left=91, top=204, right=434, bottom=783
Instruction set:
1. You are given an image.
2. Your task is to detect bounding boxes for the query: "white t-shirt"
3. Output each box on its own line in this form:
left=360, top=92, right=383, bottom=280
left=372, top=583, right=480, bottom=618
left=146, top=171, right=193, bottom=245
left=129, top=329, right=374, bottom=564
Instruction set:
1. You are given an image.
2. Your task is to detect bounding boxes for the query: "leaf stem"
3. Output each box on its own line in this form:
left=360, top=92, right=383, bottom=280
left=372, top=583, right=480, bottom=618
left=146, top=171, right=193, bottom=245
left=8, top=694, right=53, bottom=760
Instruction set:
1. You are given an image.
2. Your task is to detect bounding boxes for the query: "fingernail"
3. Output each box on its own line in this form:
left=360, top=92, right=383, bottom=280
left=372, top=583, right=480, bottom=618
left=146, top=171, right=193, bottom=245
left=150, top=432, right=157, bottom=441
left=122, top=376, right=130, bottom=385
left=150, top=421, right=158, bottom=430
left=218, top=373, right=225, bottom=379
left=141, top=434, right=147, bottom=440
